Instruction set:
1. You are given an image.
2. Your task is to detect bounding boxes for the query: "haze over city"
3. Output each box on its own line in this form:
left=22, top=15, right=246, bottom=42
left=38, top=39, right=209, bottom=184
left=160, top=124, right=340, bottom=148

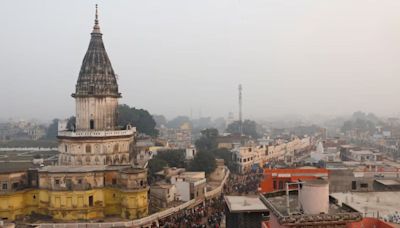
left=4, top=1, right=400, bottom=227
left=2, top=0, right=400, bottom=121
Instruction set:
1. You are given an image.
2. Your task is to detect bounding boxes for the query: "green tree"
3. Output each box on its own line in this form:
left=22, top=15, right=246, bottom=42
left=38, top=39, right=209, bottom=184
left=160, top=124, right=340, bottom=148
left=189, top=150, right=216, bottom=174
left=195, top=128, right=219, bottom=152
left=117, top=104, right=158, bottom=137
left=156, top=149, right=185, bottom=168
left=226, top=119, right=260, bottom=139
left=148, top=158, right=168, bottom=176
left=45, top=119, right=59, bottom=139
left=66, top=116, right=76, bottom=131
left=213, top=148, right=234, bottom=170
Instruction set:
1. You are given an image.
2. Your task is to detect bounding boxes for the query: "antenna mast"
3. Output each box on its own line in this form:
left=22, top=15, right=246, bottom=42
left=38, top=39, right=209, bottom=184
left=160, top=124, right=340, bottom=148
left=239, top=84, right=243, bottom=135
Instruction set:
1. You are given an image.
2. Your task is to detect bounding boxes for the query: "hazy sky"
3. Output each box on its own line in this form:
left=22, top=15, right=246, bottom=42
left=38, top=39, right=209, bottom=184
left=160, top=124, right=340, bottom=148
left=1, top=0, right=400, bottom=122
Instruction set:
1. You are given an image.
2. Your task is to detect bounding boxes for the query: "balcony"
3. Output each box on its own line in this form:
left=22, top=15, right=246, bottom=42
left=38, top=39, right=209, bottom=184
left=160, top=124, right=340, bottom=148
left=58, top=128, right=136, bottom=138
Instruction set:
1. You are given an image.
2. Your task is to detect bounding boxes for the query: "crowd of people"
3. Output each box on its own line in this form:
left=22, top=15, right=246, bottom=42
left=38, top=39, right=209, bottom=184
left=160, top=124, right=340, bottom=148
left=152, top=169, right=263, bottom=227
left=225, top=171, right=264, bottom=195
left=155, top=196, right=225, bottom=228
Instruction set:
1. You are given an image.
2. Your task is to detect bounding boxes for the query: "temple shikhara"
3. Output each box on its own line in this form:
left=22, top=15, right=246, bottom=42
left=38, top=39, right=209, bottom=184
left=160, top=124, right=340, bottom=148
left=0, top=6, right=149, bottom=221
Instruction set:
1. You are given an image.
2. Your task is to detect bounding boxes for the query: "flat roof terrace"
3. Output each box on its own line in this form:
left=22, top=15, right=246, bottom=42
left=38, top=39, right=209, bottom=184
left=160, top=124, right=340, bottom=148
left=331, top=191, right=400, bottom=218
left=261, top=190, right=362, bottom=226
left=224, top=195, right=268, bottom=213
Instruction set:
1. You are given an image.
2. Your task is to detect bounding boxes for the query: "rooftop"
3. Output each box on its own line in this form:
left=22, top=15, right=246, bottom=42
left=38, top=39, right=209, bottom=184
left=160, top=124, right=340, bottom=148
left=375, top=179, right=400, bottom=186
left=224, top=195, right=268, bottom=213
left=331, top=191, right=400, bottom=218
left=152, top=183, right=174, bottom=189
left=0, top=162, right=39, bottom=174
left=350, top=150, right=375, bottom=155
left=261, top=190, right=362, bottom=225
left=262, top=191, right=346, bottom=217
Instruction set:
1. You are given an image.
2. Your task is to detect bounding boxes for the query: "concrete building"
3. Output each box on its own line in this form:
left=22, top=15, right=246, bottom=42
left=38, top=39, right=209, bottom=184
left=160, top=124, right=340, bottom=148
left=331, top=191, right=400, bottom=225
left=158, top=123, right=192, bottom=149
left=347, top=150, right=383, bottom=162
left=260, top=180, right=362, bottom=227
left=259, top=167, right=329, bottom=193
left=224, top=195, right=269, bottom=228
left=170, top=171, right=206, bottom=202
left=232, top=137, right=311, bottom=174
left=185, top=146, right=196, bottom=160
left=327, top=161, right=400, bottom=193
left=150, top=183, right=178, bottom=210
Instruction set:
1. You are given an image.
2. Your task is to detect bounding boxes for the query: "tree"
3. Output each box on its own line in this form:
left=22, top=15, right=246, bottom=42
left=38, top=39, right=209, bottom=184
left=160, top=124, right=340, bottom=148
left=118, top=104, right=158, bottom=137
left=148, top=158, right=168, bottom=176
left=45, top=119, right=59, bottom=139
left=66, top=116, right=76, bottom=131
left=226, top=119, right=260, bottom=139
left=189, top=150, right=216, bottom=174
left=195, top=128, right=219, bottom=152
left=213, top=148, right=234, bottom=170
left=156, top=149, right=185, bottom=168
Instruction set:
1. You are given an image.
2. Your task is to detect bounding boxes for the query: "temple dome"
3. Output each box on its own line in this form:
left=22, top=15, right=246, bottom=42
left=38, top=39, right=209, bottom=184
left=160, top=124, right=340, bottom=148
left=72, top=5, right=120, bottom=98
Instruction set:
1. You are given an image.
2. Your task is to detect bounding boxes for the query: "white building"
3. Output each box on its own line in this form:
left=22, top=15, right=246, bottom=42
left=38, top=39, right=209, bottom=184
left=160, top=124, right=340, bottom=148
left=170, top=172, right=206, bottom=202
left=348, top=150, right=383, bottom=162
left=185, top=146, right=197, bottom=160
left=232, top=137, right=311, bottom=173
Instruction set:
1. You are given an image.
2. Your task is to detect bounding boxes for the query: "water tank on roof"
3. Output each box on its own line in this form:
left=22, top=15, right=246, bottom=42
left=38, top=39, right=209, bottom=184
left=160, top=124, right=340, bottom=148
left=298, top=179, right=329, bottom=214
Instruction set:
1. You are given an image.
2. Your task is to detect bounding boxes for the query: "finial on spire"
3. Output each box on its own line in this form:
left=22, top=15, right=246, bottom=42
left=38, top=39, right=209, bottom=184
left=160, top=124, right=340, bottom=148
left=92, top=4, right=101, bottom=34
left=95, top=4, right=98, bottom=23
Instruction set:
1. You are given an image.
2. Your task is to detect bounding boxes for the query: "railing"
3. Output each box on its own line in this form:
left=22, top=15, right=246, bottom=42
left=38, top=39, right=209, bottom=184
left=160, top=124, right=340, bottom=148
left=58, top=129, right=135, bottom=138
left=205, top=167, right=230, bottom=200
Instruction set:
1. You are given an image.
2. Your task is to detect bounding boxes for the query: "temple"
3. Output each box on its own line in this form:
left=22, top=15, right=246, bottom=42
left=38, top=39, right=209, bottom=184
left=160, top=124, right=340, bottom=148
left=0, top=5, right=149, bottom=221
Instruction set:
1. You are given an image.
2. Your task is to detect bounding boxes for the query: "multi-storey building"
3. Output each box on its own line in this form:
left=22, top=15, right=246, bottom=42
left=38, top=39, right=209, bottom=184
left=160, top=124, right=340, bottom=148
left=259, top=168, right=329, bottom=193
left=0, top=6, right=148, bottom=221
left=232, top=137, right=311, bottom=174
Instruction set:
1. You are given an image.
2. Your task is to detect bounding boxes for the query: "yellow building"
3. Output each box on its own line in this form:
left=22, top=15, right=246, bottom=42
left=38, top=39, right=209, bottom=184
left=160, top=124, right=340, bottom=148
left=0, top=6, right=149, bottom=222
left=0, top=166, right=148, bottom=221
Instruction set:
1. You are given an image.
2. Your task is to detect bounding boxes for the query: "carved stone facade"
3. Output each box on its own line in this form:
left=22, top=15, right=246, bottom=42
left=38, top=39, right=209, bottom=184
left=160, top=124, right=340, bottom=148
left=58, top=134, right=133, bottom=166
left=0, top=6, right=149, bottom=221
left=58, top=5, right=134, bottom=166
left=75, top=97, right=118, bottom=131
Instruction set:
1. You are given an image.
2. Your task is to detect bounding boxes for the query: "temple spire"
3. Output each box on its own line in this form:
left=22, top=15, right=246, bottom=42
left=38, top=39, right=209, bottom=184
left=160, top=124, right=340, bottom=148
left=92, top=4, right=101, bottom=34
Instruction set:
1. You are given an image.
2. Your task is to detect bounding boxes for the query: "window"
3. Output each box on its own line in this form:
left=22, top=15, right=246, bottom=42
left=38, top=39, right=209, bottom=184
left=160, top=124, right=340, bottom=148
left=113, top=144, right=119, bottom=153
left=2, top=183, right=7, bottom=190
left=89, top=86, right=95, bottom=94
left=78, top=179, right=83, bottom=184
left=33, top=195, right=36, bottom=199
left=279, top=181, right=283, bottom=190
left=140, top=180, right=143, bottom=187
left=12, top=182, right=19, bottom=189
left=112, top=178, right=117, bottom=185
left=65, top=145, right=68, bottom=152
left=86, top=145, right=91, bottom=153
left=352, top=181, right=357, bottom=190
left=360, top=183, right=368, bottom=188
left=89, top=196, right=94, bottom=207
left=273, top=180, right=277, bottom=190
left=90, top=119, right=95, bottom=130
left=55, top=179, right=60, bottom=185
